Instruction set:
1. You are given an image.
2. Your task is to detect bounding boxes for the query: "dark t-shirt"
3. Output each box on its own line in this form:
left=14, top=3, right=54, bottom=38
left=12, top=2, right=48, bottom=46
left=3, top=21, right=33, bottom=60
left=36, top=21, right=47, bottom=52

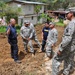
left=6, top=25, right=17, bottom=40
left=42, top=27, right=50, bottom=40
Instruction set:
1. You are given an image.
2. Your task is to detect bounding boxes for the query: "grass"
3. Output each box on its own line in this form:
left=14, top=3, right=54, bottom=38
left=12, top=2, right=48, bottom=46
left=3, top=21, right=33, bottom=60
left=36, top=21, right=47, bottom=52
left=51, top=18, right=65, bottom=26
left=0, top=26, right=21, bottom=33
left=56, top=22, right=65, bottom=26
left=17, top=29, right=20, bottom=33
left=0, top=22, right=65, bottom=33
left=0, top=26, right=6, bottom=33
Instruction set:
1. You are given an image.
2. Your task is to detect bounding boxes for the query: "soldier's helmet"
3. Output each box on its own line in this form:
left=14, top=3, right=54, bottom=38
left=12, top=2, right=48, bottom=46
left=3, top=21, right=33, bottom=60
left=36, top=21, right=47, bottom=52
left=24, top=20, right=30, bottom=24
left=49, top=22, right=55, bottom=26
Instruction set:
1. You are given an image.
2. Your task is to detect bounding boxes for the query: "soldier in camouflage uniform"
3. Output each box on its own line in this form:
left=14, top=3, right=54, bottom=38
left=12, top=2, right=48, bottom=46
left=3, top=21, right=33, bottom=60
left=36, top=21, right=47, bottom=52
left=52, top=11, right=75, bottom=75
left=29, top=23, right=41, bottom=49
left=20, top=20, right=34, bottom=56
left=45, top=22, right=58, bottom=61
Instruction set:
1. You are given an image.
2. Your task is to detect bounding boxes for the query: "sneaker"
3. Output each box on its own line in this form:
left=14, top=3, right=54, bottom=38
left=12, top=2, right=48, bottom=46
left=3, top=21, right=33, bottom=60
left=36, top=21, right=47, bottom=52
left=32, top=53, right=35, bottom=57
left=38, top=50, right=42, bottom=53
left=15, top=60, right=21, bottom=64
left=63, top=72, right=70, bottom=75
left=70, top=68, right=74, bottom=74
left=44, top=57, right=50, bottom=61
left=62, top=73, right=66, bottom=75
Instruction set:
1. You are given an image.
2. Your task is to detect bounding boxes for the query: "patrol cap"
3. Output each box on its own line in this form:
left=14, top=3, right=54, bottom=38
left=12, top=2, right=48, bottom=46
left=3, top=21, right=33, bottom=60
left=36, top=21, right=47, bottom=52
left=24, top=20, right=30, bottom=24
left=67, top=10, right=75, bottom=16
left=49, top=22, right=55, bottom=26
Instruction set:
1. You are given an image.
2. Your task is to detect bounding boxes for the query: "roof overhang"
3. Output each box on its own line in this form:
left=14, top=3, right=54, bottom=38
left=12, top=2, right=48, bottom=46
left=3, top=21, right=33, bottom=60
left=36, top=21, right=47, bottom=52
left=48, top=10, right=69, bottom=14
left=7, top=0, right=48, bottom=6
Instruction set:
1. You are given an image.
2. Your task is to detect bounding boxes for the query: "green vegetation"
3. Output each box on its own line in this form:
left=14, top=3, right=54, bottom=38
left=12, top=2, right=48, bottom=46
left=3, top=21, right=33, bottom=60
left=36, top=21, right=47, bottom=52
left=0, top=26, right=21, bottom=33
left=0, top=26, right=6, bottom=33
left=25, top=0, right=74, bottom=10
left=0, top=1, right=22, bottom=23
left=0, top=1, right=7, bottom=17
left=5, top=5, right=22, bottom=23
left=1, top=0, right=75, bottom=10
left=39, top=13, right=52, bottom=22
left=0, top=22, right=64, bottom=33
left=56, top=22, right=64, bottom=26
left=16, top=26, right=21, bottom=33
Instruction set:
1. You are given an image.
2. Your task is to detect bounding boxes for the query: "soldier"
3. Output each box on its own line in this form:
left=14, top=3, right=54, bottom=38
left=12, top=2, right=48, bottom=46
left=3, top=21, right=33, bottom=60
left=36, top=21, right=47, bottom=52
left=29, top=22, right=41, bottom=50
left=52, top=11, right=75, bottom=75
left=45, top=22, right=58, bottom=61
left=20, top=20, right=34, bottom=57
left=6, top=18, right=21, bottom=64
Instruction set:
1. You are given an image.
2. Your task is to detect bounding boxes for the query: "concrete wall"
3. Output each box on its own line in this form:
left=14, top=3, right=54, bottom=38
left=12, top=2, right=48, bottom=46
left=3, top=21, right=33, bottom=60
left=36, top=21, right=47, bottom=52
left=9, top=2, right=45, bottom=25
left=39, top=5, right=44, bottom=13
left=22, top=4, right=34, bottom=15
left=9, top=2, right=45, bottom=15
left=18, top=15, right=38, bottom=25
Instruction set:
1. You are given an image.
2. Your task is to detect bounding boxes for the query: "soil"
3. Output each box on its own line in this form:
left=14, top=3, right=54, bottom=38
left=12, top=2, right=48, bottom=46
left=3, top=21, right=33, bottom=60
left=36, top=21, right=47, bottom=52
left=0, top=25, right=75, bottom=75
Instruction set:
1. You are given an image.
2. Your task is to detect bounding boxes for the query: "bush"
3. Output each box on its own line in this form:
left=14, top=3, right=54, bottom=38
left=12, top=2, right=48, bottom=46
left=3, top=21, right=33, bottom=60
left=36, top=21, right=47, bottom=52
left=0, top=26, right=21, bottom=33
left=59, top=19, right=63, bottom=23
left=0, top=26, right=6, bottom=28
left=0, top=26, right=6, bottom=33
left=16, top=25, right=21, bottom=29
left=6, top=13, right=18, bottom=24
left=56, top=22, right=64, bottom=26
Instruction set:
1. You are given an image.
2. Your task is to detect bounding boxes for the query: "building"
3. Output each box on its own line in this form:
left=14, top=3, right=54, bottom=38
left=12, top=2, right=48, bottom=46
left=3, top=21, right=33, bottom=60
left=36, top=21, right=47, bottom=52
left=8, top=0, right=47, bottom=25
left=68, top=7, right=75, bottom=11
left=48, top=10, right=69, bottom=19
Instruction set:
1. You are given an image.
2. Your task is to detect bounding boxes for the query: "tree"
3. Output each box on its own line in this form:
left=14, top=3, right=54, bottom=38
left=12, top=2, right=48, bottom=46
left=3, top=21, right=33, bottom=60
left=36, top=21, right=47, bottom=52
left=5, top=5, right=22, bottom=23
left=0, top=1, right=6, bottom=17
left=34, top=5, right=41, bottom=14
left=0, top=1, right=22, bottom=23
left=46, top=0, right=71, bottom=10
left=0, top=0, right=11, bottom=2
left=34, top=5, right=42, bottom=23
left=39, top=13, right=51, bottom=23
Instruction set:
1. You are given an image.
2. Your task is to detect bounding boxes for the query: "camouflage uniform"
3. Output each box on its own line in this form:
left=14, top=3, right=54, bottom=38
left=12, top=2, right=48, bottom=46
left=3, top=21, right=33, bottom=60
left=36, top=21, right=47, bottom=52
left=52, top=19, right=75, bottom=75
left=46, top=28, right=58, bottom=57
left=20, top=25, right=34, bottom=53
left=29, top=23, right=41, bottom=48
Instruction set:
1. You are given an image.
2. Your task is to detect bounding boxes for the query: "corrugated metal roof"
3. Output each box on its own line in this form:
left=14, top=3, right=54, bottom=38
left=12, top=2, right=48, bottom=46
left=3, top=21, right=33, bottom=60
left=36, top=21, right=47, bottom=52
left=69, top=7, right=75, bottom=10
left=48, top=10, right=69, bottom=14
left=53, top=10, right=69, bottom=14
left=10, top=0, right=47, bottom=5
left=21, top=1, right=45, bottom=5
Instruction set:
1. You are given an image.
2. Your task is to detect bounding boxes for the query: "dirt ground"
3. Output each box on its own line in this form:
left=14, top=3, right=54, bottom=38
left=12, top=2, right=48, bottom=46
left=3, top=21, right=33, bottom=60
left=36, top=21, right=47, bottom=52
left=0, top=25, right=75, bottom=75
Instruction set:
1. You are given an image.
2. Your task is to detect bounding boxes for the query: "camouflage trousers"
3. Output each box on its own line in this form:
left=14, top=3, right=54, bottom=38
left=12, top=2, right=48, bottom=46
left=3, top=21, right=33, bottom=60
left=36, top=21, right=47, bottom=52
left=52, top=51, right=74, bottom=75
left=46, top=42, right=54, bottom=57
left=32, top=33, right=41, bottom=48
left=23, top=39, right=34, bottom=53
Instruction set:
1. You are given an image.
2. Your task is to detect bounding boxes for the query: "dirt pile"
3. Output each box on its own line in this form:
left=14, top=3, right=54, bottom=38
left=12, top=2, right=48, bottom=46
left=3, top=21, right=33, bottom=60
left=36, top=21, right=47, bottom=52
left=0, top=25, right=75, bottom=75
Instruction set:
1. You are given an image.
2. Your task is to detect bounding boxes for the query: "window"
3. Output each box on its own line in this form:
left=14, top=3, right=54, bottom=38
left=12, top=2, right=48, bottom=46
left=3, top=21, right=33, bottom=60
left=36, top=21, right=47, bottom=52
left=29, top=6, right=31, bottom=11
left=17, top=4, right=21, bottom=7
left=31, top=16, right=34, bottom=20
